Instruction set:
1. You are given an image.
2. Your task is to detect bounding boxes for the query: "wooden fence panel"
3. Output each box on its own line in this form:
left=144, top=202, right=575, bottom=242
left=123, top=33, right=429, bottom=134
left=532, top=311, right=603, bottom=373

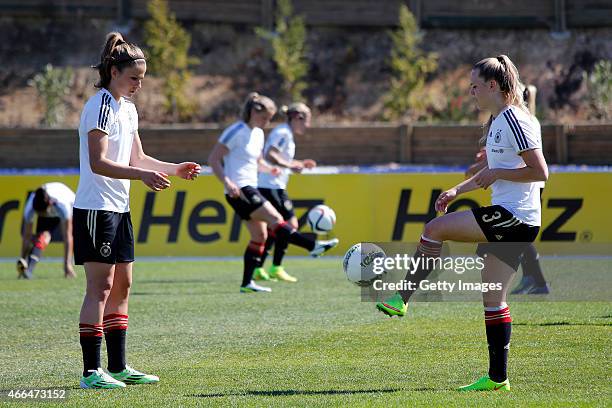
left=567, top=124, right=612, bottom=165
left=0, top=0, right=118, bottom=18
left=130, top=0, right=264, bottom=24
left=1, top=124, right=610, bottom=168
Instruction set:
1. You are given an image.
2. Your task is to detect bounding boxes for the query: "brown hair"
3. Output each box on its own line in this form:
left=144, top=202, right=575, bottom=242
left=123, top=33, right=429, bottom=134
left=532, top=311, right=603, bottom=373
left=240, top=92, right=277, bottom=123
left=32, top=188, right=50, bottom=213
left=473, top=55, right=528, bottom=143
left=94, top=32, right=146, bottom=89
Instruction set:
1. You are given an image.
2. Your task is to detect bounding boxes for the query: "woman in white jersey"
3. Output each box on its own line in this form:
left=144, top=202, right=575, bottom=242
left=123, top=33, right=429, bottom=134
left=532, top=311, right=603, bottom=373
left=465, top=85, right=549, bottom=295
left=255, top=102, right=317, bottom=283
left=376, top=55, right=548, bottom=391
left=74, top=32, right=200, bottom=389
left=208, top=93, right=337, bottom=293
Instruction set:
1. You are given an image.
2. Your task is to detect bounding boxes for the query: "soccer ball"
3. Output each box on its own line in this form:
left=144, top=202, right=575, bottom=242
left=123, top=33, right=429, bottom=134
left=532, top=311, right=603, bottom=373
left=307, top=204, right=336, bottom=234
left=342, top=243, right=386, bottom=286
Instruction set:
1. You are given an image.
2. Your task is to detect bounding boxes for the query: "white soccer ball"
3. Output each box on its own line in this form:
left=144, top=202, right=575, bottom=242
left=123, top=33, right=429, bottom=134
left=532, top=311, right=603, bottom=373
left=342, top=243, right=386, bottom=286
left=307, top=204, right=336, bottom=234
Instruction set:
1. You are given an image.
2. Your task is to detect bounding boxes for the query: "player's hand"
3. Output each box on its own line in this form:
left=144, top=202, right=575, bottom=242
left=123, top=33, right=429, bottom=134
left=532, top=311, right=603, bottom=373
left=64, top=263, right=76, bottom=278
left=176, top=162, right=201, bottom=180
left=290, top=161, right=304, bottom=173
left=141, top=170, right=171, bottom=191
left=270, top=166, right=282, bottom=176
left=303, top=159, right=317, bottom=169
left=474, top=168, right=499, bottom=189
left=224, top=179, right=240, bottom=198
left=435, top=188, right=457, bottom=213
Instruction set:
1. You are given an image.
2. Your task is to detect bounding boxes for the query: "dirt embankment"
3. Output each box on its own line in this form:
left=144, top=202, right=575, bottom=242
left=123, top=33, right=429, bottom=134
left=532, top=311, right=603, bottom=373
left=1, top=17, right=610, bottom=127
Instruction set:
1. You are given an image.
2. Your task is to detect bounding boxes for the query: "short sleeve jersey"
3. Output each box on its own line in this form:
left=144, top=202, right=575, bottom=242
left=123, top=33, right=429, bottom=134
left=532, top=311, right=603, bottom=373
left=258, top=124, right=295, bottom=189
left=219, top=121, right=264, bottom=192
left=486, top=105, right=543, bottom=226
left=23, top=182, right=75, bottom=222
left=74, top=88, right=137, bottom=213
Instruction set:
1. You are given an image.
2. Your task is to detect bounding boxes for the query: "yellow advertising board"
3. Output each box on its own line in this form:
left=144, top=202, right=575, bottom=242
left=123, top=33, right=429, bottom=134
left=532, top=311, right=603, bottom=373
left=0, top=172, right=610, bottom=257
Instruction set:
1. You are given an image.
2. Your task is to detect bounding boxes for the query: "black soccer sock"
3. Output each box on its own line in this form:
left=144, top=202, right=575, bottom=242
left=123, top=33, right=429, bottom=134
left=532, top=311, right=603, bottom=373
left=103, top=314, right=129, bottom=373
left=484, top=305, right=512, bottom=383
left=243, top=241, right=264, bottom=286
left=259, top=236, right=275, bottom=268
left=79, top=323, right=103, bottom=376
left=399, top=236, right=443, bottom=303
left=520, top=243, right=546, bottom=286
left=273, top=236, right=288, bottom=266
left=272, top=221, right=315, bottom=251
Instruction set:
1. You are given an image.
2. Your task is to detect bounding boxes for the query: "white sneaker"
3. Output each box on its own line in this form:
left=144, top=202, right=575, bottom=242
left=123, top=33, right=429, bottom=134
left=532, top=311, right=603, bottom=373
left=80, top=368, right=126, bottom=389
left=240, top=280, right=272, bottom=293
left=310, top=238, right=340, bottom=257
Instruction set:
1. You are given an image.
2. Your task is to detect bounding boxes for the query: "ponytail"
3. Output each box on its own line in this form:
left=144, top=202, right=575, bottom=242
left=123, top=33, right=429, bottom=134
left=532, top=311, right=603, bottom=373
left=474, top=54, right=528, bottom=144
left=94, top=32, right=146, bottom=89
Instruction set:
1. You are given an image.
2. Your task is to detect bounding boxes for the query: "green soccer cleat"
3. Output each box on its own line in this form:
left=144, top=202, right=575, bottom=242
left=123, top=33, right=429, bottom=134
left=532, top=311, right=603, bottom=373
left=376, top=292, right=407, bottom=317
left=458, top=375, right=510, bottom=391
left=253, top=267, right=273, bottom=281
left=269, top=265, right=297, bottom=283
left=108, top=365, right=159, bottom=385
left=80, top=368, right=126, bottom=389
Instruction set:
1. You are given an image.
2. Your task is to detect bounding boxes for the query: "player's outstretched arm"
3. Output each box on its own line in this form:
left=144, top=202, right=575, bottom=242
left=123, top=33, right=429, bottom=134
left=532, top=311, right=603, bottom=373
left=435, top=168, right=485, bottom=213
left=129, top=131, right=200, bottom=180
left=89, top=130, right=170, bottom=191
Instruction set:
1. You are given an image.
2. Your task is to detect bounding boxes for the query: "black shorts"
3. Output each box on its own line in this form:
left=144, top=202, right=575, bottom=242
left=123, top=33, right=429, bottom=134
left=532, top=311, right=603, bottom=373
left=225, top=186, right=267, bottom=220
left=73, top=208, right=135, bottom=265
left=258, top=188, right=295, bottom=220
left=473, top=205, right=540, bottom=271
left=36, top=216, right=61, bottom=235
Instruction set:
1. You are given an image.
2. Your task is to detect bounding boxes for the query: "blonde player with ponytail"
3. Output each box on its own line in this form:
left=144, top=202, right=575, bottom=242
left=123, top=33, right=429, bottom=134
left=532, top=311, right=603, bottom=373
left=376, top=55, right=548, bottom=391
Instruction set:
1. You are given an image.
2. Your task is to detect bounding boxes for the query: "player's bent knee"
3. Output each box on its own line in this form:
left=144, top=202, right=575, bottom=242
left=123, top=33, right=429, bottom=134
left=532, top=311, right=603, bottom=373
left=422, top=219, right=444, bottom=242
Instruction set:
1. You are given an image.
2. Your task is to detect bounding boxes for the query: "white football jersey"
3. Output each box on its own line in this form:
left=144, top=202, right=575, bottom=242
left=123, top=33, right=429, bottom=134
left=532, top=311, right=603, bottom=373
left=23, top=182, right=75, bottom=222
left=74, top=88, right=137, bottom=213
left=258, top=123, right=295, bottom=189
left=219, top=121, right=264, bottom=191
left=486, top=105, right=543, bottom=226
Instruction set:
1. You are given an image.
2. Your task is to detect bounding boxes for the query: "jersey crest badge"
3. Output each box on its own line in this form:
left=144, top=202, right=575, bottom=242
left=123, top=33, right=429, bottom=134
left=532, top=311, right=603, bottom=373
left=494, top=129, right=502, bottom=143
left=100, top=242, right=112, bottom=257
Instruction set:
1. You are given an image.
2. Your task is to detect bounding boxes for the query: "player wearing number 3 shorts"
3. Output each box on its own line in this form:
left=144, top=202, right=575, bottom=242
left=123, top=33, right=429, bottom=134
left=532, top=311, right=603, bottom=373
left=376, top=55, right=548, bottom=392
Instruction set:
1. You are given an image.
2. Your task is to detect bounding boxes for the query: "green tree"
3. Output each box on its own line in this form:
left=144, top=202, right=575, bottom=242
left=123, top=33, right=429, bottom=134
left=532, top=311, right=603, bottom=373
left=384, top=5, right=437, bottom=121
left=144, top=0, right=198, bottom=121
left=29, top=64, right=73, bottom=127
left=584, top=59, right=612, bottom=120
left=256, top=0, right=308, bottom=101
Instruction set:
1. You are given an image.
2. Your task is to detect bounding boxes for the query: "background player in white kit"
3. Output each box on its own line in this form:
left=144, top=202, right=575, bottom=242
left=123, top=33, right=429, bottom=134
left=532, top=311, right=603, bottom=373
left=17, top=182, right=76, bottom=279
left=376, top=55, right=548, bottom=392
left=74, top=32, right=200, bottom=389
left=208, top=93, right=338, bottom=293
left=255, top=102, right=317, bottom=283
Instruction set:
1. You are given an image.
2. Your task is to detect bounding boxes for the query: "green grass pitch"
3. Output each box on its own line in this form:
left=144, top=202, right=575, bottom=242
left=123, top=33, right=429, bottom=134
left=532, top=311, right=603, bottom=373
left=1, top=258, right=610, bottom=407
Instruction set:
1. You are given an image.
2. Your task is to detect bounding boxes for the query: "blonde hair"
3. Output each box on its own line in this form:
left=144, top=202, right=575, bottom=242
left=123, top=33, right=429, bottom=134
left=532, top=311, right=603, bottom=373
left=474, top=55, right=528, bottom=143
left=94, top=32, right=145, bottom=89
left=281, top=102, right=311, bottom=123
left=240, top=92, right=277, bottom=123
